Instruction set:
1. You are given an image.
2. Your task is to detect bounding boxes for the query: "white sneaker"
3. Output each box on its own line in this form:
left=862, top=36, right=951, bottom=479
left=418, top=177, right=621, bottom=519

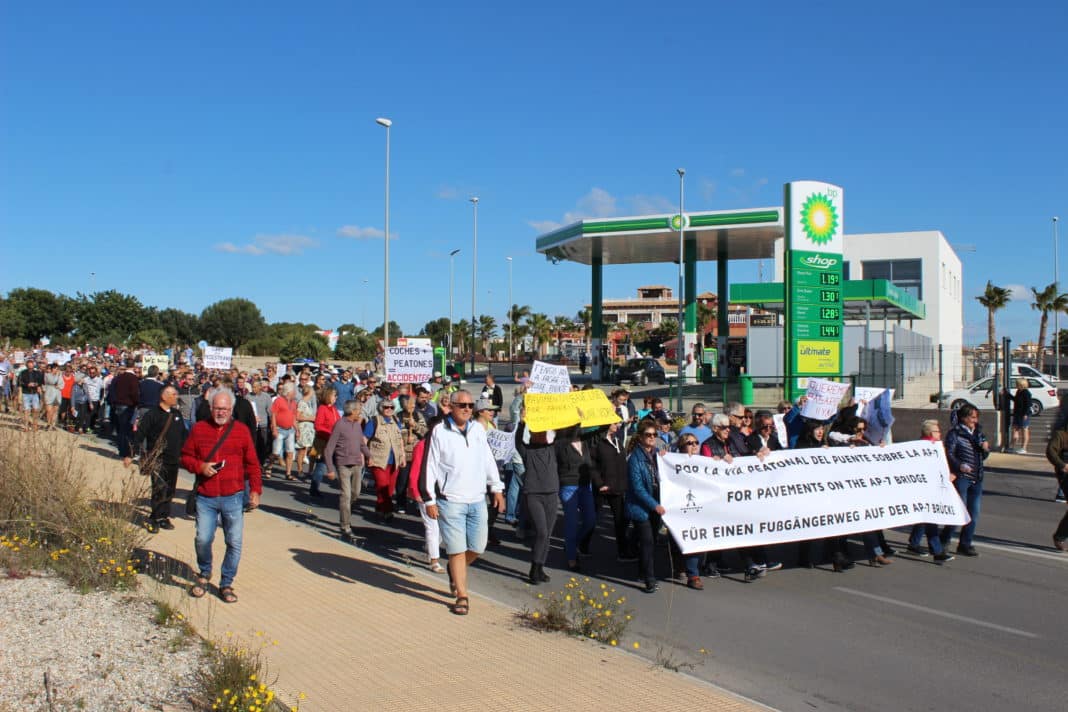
left=1015, top=449, right=1027, bottom=454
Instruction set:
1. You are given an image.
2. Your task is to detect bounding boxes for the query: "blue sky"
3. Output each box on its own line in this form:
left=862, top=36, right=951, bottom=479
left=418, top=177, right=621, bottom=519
left=2, top=1, right=1065, bottom=348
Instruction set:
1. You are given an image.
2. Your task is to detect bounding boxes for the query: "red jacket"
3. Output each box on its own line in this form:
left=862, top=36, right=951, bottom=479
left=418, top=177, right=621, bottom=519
left=180, top=419, right=262, bottom=497
left=314, top=404, right=341, bottom=440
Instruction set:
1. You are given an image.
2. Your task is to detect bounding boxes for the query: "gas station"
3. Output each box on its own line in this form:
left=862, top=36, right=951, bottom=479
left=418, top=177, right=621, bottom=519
left=535, top=181, right=928, bottom=402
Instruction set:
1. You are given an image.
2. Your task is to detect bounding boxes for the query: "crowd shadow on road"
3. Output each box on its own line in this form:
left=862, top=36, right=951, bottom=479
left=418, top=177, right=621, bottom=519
left=288, top=547, right=450, bottom=608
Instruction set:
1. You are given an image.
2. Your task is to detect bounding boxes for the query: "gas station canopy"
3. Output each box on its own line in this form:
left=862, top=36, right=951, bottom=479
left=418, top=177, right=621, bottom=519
left=536, top=207, right=783, bottom=265
left=730, top=279, right=926, bottom=321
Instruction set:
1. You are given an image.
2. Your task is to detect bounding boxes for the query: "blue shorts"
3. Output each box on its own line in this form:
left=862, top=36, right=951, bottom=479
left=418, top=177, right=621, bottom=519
left=1013, top=414, right=1030, bottom=429
left=272, top=427, right=295, bottom=455
left=436, top=499, right=488, bottom=556
left=22, top=393, right=40, bottom=411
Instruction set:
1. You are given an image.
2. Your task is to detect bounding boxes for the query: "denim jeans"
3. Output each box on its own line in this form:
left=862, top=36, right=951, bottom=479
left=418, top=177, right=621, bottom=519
left=941, top=476, right=982, bottom=549
left=437, top=499, right=489, bottom=555
left=908, top=523, right=944, bottom=554
left=194, top=491, right=245, bottom=588
left=114, top=405, right=135, bottom=458
left=505, top=461, right=525, bottom=523
left=559, top=484, right=596, bottom=561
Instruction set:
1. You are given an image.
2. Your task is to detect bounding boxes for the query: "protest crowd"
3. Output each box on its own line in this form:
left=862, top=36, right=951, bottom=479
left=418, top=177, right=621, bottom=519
left=2, top=342, right=1066, bottom=613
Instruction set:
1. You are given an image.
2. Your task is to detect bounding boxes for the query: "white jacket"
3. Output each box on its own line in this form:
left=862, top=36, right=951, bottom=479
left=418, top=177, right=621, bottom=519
left=422, top=418, right=503, bottom=505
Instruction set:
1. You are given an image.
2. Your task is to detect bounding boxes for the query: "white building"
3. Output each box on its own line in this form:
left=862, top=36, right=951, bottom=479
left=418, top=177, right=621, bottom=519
left=775, top=230, right=964, bottom=391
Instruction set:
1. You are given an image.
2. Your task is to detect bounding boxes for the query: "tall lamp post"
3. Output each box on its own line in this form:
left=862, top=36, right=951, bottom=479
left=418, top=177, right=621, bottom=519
left=506, top=256, right=513, bottom=361
left=470, top=197, right=479, bottom=376
left=375, top=117, right=392, bottom=348
left=449, top=249, right=460, bottom=357
left=676, top=167, right=685, bottom=412
left=1056, top=216, right=1061, bottom=379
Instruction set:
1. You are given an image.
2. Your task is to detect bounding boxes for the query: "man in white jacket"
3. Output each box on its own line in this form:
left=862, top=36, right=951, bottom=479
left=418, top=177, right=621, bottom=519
left=422, top=389, right=504, bottom=615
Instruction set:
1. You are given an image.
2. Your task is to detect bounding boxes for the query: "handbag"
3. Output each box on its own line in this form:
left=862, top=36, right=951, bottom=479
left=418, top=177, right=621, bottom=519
left=185, top=420, right=236, bottom=516
left=140, top=409, right=176, bottom=477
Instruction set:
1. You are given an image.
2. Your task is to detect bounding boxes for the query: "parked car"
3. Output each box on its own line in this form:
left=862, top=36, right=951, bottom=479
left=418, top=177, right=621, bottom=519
left=614, top=358, right=666, bottom=386
left=982, top=362, right=1057, bottom=383
left=939, top=375, right=1058, bottom=416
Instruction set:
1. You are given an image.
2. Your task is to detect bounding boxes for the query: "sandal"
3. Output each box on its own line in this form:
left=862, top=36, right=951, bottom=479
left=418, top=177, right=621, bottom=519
left=219, top=586, right=238, bottom=603
left=451, top=596, right=469, bottom=615
left=189, top=576, right=209, bottom=598
left=430, top=562, right=445, bottom=574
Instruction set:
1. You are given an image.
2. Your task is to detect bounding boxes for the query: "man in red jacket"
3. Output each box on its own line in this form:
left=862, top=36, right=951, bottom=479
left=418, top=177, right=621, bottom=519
left=180, top=389, right=262, bottom=603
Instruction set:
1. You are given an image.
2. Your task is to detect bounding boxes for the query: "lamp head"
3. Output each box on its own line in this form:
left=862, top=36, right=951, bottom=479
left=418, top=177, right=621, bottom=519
left=450, top=249, right=461, bottom=256
left=375, top=117, right=392, bottom=127
left=470, top=196, right=479, bottom=205
left=677, top=168, right=685, bottom=177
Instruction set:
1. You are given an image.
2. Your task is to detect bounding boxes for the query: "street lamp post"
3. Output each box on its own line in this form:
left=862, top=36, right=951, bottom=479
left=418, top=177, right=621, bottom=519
left=676, top=168, right=685, bottom=412
left=470, top=197, right=479, bottom=376
left=506, top=256, right=513, bottom=362
left=1056, top=216, right=1061, bottom=379
left=376, top=117, right=392, bottom=348
left=361, top=278, right=368, bottom=329
left=449, top=249, right=460, bottom=357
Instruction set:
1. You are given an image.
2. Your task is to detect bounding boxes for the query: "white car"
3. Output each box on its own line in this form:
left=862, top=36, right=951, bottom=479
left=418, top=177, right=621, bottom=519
left=940, top=376, right=1059, bottom=416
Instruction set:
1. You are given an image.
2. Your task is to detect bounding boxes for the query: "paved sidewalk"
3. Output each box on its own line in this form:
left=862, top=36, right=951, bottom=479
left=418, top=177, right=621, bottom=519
left=74, top=435, right=765, bottom=712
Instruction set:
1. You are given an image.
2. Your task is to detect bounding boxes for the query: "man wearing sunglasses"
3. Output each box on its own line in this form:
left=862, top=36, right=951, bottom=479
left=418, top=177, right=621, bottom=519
left=420, top=389, right=504, bottom=616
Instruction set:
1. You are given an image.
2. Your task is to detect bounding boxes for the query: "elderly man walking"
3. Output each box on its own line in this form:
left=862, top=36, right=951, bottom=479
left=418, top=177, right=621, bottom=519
left=324, top=399, right=372, bottom=542
left=420, top=389, right=504, bottom=615
left=126, top=385, right=187, bottom=533
left=180, top=389, right=262, bottom=603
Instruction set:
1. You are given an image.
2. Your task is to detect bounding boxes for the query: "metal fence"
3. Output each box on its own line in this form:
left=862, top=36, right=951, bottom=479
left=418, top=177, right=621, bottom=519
left=857, top=347, right=904, bottom=397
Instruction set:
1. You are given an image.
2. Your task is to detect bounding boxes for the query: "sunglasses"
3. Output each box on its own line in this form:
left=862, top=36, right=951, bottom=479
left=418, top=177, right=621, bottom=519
left=452, top=402, right=474, bottom=409
left=382, top=405, right=395, bottom=409
left=681, top=439, right=699, bottom=446
left=641, top=431, right=657, bottom=438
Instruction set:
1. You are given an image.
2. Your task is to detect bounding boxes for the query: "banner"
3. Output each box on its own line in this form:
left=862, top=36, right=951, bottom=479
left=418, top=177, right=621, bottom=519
left=486, top=428, right=516, bottom=463
left=524, top=389, right=621, bottom=432
left=658, top=442, right=969, bottom=554
left=772, top=413, right=789, bottom=449
left=141, top=354, right=170, bottom=375
left=203, top=346, right=233, bottom=370
left=528, top=360, right=571, bottom=393
left=385, top=346, right=434, bottom=383
left=45, top=352, right=70, bottom=365
left=801, top=378, right=851, bottom=420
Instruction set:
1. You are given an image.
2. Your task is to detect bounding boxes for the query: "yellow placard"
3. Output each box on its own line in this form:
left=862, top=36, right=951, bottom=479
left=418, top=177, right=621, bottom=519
left=523, top=392, right=582, bottom=432
left=570, top=388, right=621, bottom=428
left=524, top=389, right=621, bottom=432
left=796, top=340, right=840, bottom=373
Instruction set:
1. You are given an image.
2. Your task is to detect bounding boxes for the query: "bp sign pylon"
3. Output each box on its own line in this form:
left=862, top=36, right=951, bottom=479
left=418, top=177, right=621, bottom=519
left=783, top=181, right=845, bottom=401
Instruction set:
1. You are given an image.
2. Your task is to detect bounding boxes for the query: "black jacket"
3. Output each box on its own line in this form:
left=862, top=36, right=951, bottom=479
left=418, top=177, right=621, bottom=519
left=196, top=395, right=255, bottom=435
left=555, top=432, right=593, bottom=487
left=132, top=405, right=187, bottom=466
left=590, top=436, right=628, bottom=494
left=514, top=422, right=559, bottom=495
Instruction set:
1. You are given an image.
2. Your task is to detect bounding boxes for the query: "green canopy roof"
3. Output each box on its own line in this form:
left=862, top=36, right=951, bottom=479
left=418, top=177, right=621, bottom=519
left=730, top=279, right=926, bottom=320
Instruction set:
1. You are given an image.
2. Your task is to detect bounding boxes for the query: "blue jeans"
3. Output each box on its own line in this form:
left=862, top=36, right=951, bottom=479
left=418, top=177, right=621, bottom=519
left=908, top=523, right=944, bottom=554
left=194, top=491, right=245, bottom=588
left=437, top=499, right=489, bottom=555
left=114, top=405, right=135, bottom=458
left=559, top=484, right=596, bottom=561
left=505, top=461, right=525, bottom=523
left=941, top=477, right=982, bottom=549
left=310, top=459, right=327, bottom=490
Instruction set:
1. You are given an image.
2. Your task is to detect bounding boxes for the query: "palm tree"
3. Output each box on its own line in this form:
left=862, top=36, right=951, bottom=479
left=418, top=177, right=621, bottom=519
left=575, top=307, right=592, bottom=352
left=526, top=313, right=553, bottom=357
left=453, top=319, right=471, bottom=358
left=1031, top=283, right=1068, bottom=367
left=508, top=304, right=531, bottom=359
left=976, top=281, right=1012, bottom=362
left=553, top=315, right=575, bottom=356
left=477, top=314, right=497, bottom=356
left=614, top=319, right=647, bottom=356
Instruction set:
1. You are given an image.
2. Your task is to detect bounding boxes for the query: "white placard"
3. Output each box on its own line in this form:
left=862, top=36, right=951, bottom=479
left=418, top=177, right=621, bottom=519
left=45, top=352, right=70, bottom=365
left=772, top=413, right=789, bottom=449
left=385, top=346, right=434, bottom=384
left=486, top=428, right=516, bottom=463
left=854, top=386, right=896, bottom=413
left=801, top=378, right=851, bottom=421
left=862, top=390, right=896, bottom=445
left=528, top=360, right=571, bottom=393
left=203, top=346, right=233, bottom=370
left=141, top=354, right=170, bottom=376
left=659, top=443, right=968, bottom=554
left=12, top=351, right=25, bottom=363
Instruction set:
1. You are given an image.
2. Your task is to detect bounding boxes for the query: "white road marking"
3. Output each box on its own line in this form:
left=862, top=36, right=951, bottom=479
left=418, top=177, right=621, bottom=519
left=973, top=540, right=1068, bottom=563
left=833, top=587, right=1039, bottom=639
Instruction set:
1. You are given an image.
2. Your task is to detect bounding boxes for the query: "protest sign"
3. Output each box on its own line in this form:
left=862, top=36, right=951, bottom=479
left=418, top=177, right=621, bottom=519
left=486, top=428, right=516, bottom=463
left=203, top=346, right=233, bottom=370
left=801, top=378, right=851, bottom=420
left=142, top=354, right=170, bottom=375
left=570, top=388, right=621, bottom=428
left=528, top=360, right=571, bottom=393
left=524, top=392, right=581, bottom=432
left=45, top=352, right=70, bottom=365
left=772, top=413, right=789, bottom=449
left=658, top=442, right=968, bottom=555
left=862, top=389, right=895, bottom=445
left=385, top=346, right=434, bottom=383
left=12, top=351, right=25, bottom=363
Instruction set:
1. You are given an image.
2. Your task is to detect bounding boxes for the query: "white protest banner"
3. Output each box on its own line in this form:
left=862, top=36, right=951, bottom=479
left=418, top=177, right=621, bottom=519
left=658, top=442, right=969, bottom=554
left=854, top=386, right=896, bottom=414
left=528, top=360, right=571, bottom=393
left=45, top=352, right=70, bottom=365
left=142, top=354, right=170, bottom=375
left=486, top=428, right=516, bottom=463
left=772, top=413, right=789, bottom=449
left=203, top=346, right=233, bottom=370
left=801, top=378, right=851, bottom=421
left=385, top=346, right=434, bottom=383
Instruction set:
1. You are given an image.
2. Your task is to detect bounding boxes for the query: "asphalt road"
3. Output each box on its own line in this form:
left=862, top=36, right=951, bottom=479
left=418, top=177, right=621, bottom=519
left=138, top=375, right=1068, bottom=712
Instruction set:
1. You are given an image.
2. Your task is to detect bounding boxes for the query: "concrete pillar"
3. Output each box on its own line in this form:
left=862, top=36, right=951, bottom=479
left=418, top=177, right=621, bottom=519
left=591, top=243, right=605, bottom=381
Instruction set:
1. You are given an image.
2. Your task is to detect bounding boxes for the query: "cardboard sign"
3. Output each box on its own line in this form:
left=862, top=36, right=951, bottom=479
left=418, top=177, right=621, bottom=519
left=486, top=428, right=516, bottom=463
left=203, top=346, right=233, bottom=370
left=141, top=354, right=170, bottom=376
left=801, top=378, right=851, bottom=421
left=524, top=389, right=621, bottom=432
left=386, top=346, right=434, bottom=383
left=528, top=360, right=571, bottom=393
left=569, top=388, right=621, bottom=427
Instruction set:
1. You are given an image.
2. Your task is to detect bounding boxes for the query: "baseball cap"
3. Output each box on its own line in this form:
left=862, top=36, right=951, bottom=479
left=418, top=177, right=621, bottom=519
left=433, top=371, right=442, bottom=378
left=475, top=397, right=499, bottom=412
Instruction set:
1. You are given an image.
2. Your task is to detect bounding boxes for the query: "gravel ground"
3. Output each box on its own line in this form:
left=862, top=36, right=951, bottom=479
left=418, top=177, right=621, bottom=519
left=0, top=575, right=205, bottom=711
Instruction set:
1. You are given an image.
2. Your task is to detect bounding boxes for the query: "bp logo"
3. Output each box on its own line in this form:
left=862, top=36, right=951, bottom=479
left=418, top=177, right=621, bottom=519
left=670, top=214, right=689, bottom=230
left=800, top=193, right=839, bottom=245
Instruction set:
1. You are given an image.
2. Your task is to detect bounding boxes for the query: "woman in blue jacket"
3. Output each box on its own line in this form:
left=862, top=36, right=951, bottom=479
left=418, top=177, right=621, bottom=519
left=625, top=421, right=665, bottom=593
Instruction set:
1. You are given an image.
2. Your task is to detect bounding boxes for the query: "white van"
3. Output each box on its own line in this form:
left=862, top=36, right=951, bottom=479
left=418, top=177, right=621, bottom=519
left=983, top=362, right=1057, bottom=382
